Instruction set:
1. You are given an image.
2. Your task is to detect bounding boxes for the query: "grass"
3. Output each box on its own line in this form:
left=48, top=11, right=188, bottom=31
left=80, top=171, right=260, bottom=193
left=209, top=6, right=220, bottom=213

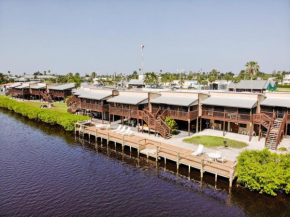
left=22, top=100, right=68, bottom=112
left=277, top=87, right=290, bottom=92
left=183, top=135, right=248, bottom=149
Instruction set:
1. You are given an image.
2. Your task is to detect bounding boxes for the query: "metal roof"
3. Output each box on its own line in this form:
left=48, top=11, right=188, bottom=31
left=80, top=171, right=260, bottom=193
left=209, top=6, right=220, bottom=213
left=150, top=95, right=198, bottom=106
left=9, top=83, right=22, bottom=88
left=49, top=83, right=75, bottom=90
left=107, top=95, right=148, bottom=105
left=15, top=85, right=29, bottom=89
left=201, top=97, right=257, bottom=109
left=78, top=92, right=112, bottom=101
left=228, top=80, right=271, bottom=90
left=30, top=85, right=46, bottom=89
left=261, top=97, right=290, bottom=108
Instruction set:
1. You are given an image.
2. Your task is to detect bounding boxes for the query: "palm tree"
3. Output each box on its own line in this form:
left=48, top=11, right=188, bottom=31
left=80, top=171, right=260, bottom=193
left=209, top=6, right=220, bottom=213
left=224, top=73, right=233, bottom=90
left=144, top=72, right=152, bottom=85
left=208, top=76, right=216, bottom=90
left=245, top=61, right=260, bottom=92
left=232, top=77, right=241, bottom=92
left=91, top=71, right=97, bottom=79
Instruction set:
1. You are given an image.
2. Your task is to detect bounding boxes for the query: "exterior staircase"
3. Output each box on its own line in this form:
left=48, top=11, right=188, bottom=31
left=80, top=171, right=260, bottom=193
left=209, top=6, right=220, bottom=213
left=265, top=117, right=285, bottom=150
left=41, top=91, right=53, bottom=103
left=142, top=109, right=171, bottom=139
left=253, top=113, right=287, bottom=150
left=66, top=95, right=81, bottom=114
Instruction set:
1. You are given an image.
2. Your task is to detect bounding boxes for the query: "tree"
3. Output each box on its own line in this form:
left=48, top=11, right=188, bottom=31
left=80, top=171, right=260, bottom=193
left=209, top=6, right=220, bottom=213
left=91, top=71, right=97, bottom=79
left=208, top=76, right=216, bottom=89
left=232, top=77, right=241, bottom=92
left=245, top=61, right=260, bottom=92
left=224, top=73, right=233, bottom=90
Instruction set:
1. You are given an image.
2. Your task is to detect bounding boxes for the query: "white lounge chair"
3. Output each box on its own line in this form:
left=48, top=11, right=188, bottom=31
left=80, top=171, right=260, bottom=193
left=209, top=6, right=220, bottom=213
left=112, top=125, right=121, bottom=132
left=191, top=144, right=204, bottom=156
left=123, top=129, right=134, bottom=136
left=217, top=156, right=226, bottom=163
left=120, top=127, right=131, bottom=135
left=114, top=126, right=125, bottom=133
left=117, top=126, right=127, bottom=134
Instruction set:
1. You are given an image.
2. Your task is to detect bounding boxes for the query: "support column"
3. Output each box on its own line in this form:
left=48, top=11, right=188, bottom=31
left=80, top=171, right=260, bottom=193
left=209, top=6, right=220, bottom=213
left=200, top=118, right=202, bottom=131
left=102, top=112, right=104, bottom=123
left=249, top=123, right=253, bottom=142
left=223, top=120, right=225, bottom=136
left=188, top=120, right=190, bottom=137
left=196, top=117, right=199, bottom=133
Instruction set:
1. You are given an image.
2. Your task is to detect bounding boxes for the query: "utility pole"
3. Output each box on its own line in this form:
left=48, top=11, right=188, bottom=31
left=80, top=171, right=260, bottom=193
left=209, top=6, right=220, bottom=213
left=141, top=44, right=145, bottom=76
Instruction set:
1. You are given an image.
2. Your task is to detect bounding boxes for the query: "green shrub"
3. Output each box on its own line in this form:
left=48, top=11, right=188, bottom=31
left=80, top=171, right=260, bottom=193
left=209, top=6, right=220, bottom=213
left=278, top=147, right=287, bottom=152
left=164, top=117, right=177, bottom=134
left=277, top=85, right=290, bottom=88
left=237, top=149, right=290, bottom=196
left=0, top=96, right=88, bottom=131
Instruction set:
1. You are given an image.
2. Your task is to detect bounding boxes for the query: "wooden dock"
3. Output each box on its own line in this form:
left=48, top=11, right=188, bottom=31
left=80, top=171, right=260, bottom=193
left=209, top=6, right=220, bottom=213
left=75, top=121, right=237, bottom=187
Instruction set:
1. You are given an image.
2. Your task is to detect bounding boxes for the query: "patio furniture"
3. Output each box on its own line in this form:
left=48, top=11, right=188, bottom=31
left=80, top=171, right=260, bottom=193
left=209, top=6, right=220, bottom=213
left=120, top=127, right=131, bottom=135
left=117, top=126, right=127, bottom=134
left=217, top=156, right=226, bottom=163
left=112, top=125, right=122, bottom=132
left=191, top=144, right=204, bottom=156
left=208, top=152, right=221, bottom=161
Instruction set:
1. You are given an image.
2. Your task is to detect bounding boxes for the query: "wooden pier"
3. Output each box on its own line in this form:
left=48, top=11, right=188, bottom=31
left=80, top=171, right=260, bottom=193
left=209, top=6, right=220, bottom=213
left=75, top=121, right=237, bottom=187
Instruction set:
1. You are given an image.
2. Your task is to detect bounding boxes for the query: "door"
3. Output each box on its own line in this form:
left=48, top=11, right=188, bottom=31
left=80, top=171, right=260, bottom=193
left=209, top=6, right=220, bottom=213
left=232, top=123, right=239, bottom=133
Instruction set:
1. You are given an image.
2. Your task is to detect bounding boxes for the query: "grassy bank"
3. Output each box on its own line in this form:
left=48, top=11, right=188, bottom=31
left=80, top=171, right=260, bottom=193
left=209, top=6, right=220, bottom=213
left=237, top=149, right=290, bottom=196
left=183, top=135, right=248, bottom=149
left=0, top=96, right=88, bottom=131
left=22, top=100, right=68, bottom=112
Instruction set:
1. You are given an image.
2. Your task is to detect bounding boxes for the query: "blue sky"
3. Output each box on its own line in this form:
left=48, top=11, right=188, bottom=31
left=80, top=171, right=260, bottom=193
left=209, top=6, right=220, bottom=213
left=0, top=0, right=289, bottom=75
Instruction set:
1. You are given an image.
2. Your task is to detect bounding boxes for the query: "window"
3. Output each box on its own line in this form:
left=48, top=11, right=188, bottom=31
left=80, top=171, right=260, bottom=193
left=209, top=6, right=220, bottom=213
left=239, top=124, right=247, bottom=128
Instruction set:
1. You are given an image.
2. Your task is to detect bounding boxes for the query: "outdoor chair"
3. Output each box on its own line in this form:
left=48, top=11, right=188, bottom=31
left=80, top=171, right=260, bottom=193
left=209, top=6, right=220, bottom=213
left=115, top=126, right=126, bottom=133
left=117, top=126, right=127, bottom=134
left=217, top=156, right=226, bottom=164
left=120, top=127, right=131, bottom=135
left=112, top=125, right=122, bottom=132
left=191, top=144, right=204, bottom=156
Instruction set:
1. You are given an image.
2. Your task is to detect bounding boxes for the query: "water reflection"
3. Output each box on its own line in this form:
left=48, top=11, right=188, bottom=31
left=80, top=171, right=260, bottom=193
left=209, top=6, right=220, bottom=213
left=1, top=109, right=290, bottom=216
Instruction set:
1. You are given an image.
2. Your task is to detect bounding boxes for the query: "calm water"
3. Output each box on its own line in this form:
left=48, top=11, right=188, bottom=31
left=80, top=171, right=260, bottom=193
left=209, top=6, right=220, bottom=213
left=1, top=110, right=290, bottom=217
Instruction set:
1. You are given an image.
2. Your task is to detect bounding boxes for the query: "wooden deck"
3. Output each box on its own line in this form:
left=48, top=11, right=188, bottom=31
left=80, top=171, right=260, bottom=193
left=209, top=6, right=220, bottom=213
left=75, top=121, right=237, bottom=186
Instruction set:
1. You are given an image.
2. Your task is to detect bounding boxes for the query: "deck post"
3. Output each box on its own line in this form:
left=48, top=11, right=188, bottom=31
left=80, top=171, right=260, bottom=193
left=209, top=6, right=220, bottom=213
left=201, top=159, right=204, bottom=178
left=215, top=173, right=217, bottom=183
left=109, top=114, right=111, bottom=124
left=196, top=117, right=199, bottom=133
left=200, top=118, right=202, bottom=131
left=137, top=118, right=139, bottom=132
left=107, top=133, right=109, bottom=145
left=188, top=120, right=190, bottom=136
left=177, top=152, right=180, bottom=170
left=223, top=120, right=225, bottom=136
left=229, top=169, right=234, bottom=188
left=156, top=146, right=159, bottom=162
left=249, top=123, right=252, bottom=142
left=188, top=166, right=191, bottom=175
left=137, top=141, right=140, bottom=157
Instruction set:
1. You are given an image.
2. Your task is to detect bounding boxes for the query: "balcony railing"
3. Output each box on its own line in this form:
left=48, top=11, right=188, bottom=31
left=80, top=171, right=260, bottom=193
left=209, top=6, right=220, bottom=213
left=202, top=109, right=252, bottom=122
left=31, top=90, right=43, bottom=95
left=9, top=89, right=30, bottom=95
left=81, top=103, right=109, bottom=112
left=152, top=108, right=198, bottom=120
left=109, top=107, right=143, bottom=119
left=50, top=91, right=66, bottom=98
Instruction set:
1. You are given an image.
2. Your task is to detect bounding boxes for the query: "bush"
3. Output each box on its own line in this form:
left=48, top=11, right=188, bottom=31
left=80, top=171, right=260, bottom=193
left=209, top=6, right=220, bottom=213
left=278, top=147, right=287, bottom=152
left=0, top=96, right=88, bottom=131
left=164, top=117, right=177, bottom=134
left=237, top=149, right=290, bottom=196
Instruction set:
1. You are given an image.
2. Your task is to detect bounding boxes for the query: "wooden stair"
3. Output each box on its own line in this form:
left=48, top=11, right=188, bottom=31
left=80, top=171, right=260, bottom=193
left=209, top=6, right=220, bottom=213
left=265, top=117, right=285, bottom=150
left=66, top=95, right=81, bottom=114
left=41, top=91, right=53, bottom=103
left=142, top=109, right=171, bottom=139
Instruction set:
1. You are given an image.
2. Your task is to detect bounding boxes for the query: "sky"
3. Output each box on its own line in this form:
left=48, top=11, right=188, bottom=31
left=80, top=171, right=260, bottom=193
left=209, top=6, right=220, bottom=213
left=0, top=0, right=290, bottom=75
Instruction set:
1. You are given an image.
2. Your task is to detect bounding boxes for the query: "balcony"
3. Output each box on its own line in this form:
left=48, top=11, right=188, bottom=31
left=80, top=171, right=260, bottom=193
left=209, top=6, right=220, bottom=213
left=109, top=107, right=143, bottom=119
left=10, top=89, right=30, bottom=95
left=31, top=90, right=42, bottom=95
left=201, top=109, right=252, bottom=123
left=81, top=103, right=109, bottom=112
left=152, top=108, right=198, bottom=121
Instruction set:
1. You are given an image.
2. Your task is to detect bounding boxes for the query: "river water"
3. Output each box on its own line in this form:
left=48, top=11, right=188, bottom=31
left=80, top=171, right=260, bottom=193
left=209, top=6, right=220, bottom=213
left=1, top=109, right=290, bottom=217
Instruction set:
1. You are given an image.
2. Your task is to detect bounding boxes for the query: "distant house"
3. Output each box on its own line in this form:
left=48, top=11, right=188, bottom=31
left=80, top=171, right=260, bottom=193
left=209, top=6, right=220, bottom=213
left=228, top=80, right=276, bottom=93
left=283, top=75, right=290, bottom=85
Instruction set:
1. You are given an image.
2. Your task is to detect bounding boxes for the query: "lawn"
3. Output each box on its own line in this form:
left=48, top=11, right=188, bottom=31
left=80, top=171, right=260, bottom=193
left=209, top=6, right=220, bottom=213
left=277, top=87, right=290, bottom=92
left=22, top=101, right=68, bottom=112
left=183, top=135, right=248, bottom=149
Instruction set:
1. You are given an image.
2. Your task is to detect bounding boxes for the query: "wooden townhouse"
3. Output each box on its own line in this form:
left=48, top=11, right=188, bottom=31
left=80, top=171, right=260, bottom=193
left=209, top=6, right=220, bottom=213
left=8, top=83, right=31, bottom=100
left=29, top=83, right=47, bottom=100
left=48, top=83, right=75, bottom=101
left=149, top=91, right=209, bottom=136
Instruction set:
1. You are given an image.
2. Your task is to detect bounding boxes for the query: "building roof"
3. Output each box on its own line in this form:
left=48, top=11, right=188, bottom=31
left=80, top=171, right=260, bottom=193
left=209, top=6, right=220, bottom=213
left=30, top=84, right=46, bottom=89
left=228, top=80, right=271, bottom=90
left=9, top=83, right=22, bottom=88
left=49, top=83, right=75, bottom=90
left=107, top=95, right=148, bottom=105
left=127, top=79, right=144, bottom=85
left=260, top=97, right=290, bottom=108
left=78, top=92, right=112, bottom=101
left=201, top=97, right=257, bottom=109
left=150, top=95, right=198, bottom=106
left=15, top=84, right=30, bottom=89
